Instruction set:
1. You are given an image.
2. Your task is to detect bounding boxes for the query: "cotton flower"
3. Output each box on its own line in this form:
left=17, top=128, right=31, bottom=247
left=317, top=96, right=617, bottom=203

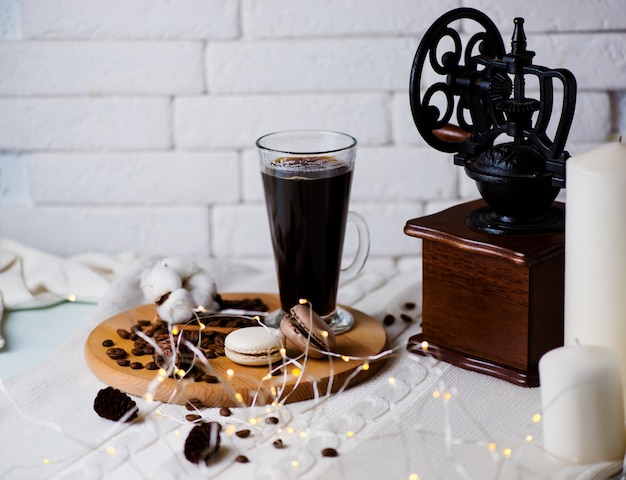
left=140, top=258, right=220, bottom=324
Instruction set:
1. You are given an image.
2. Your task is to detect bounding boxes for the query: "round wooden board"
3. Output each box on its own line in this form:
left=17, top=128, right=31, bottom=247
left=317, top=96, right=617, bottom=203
left=85, top=293, right=388, bottom=407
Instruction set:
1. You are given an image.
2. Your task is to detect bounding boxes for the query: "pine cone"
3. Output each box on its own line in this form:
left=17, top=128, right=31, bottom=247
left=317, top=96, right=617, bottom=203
left=93, top=386, right=138, bottom=422
left=184, top=422, right=222, bottom=464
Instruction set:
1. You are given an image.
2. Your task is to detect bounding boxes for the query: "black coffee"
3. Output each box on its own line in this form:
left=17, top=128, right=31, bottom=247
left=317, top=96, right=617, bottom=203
left=262, top=156, right=353, bottom=317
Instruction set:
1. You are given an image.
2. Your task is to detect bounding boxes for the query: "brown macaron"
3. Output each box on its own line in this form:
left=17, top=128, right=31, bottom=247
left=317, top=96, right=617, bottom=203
left=280, top=304, right=336, bottom=358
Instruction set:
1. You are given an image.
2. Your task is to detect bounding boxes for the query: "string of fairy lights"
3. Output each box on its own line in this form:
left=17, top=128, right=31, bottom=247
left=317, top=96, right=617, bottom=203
left=0, top=290, right=573, bottom=479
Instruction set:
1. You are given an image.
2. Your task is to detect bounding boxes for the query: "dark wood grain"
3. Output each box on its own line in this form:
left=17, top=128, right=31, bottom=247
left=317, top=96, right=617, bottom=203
left=404, top=200, right=565, bottom=387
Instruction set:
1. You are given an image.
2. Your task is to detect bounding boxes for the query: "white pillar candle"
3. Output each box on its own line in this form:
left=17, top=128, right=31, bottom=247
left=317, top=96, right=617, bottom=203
left=565, top=140, right=626, bottom=407
left=539, top=346, right=625, bottom=464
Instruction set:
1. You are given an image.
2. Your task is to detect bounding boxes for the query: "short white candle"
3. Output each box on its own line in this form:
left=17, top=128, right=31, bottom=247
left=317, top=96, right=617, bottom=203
left=565, top=140, right=626, bottom=408
left=539, top=346, right=625, bottom=464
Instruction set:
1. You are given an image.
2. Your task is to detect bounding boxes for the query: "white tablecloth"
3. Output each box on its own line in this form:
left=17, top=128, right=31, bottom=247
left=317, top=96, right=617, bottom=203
left=0, top=241, right=622, bottom=479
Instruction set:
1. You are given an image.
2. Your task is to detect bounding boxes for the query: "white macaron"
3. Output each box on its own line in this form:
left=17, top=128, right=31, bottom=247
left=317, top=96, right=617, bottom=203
left=224, top=327, right=284, bottom=366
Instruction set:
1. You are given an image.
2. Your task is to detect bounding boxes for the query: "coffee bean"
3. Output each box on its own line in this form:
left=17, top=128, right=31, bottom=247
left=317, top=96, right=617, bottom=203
left=235, top=455, right=249, bottom=463
left=272, top=439, right=284, bottom=449
left=235, top=429, right=251, bottom=438
left=130, top=362, right=143, bottom=369
left=186, top=398, right=204, bottom=411
left=137, top=319, right=152, bottom=326
left=106, top=347, right=128, bottom=359
left=265, top=416, right=279, bottom=425
left=219, top=407, right=232, bottom=417
left=131, top=348, right=145, bottom=356
left=102, top=339, right=114, bottom=347
left=142, top=346, right=154, bottom=355
left=202, top=374, right=219, bottom=383
left=400, top=313, right=413, bottom=323
left=383, top=314, right=395, bottom=326
left=321, top=447, right=338, bottom=457
left=185, top=414, right=202, bottom=422
left=204, top=349, right=217, bottom=359
left=117, top=359, right=130, bottom=367
left=145, top=361, right=158, bottom=370
left=116, top=329, right=131, bottom=339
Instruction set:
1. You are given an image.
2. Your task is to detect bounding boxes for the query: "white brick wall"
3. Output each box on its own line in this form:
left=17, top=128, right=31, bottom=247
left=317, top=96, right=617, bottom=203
left=1, top=0, right=625, bottom=267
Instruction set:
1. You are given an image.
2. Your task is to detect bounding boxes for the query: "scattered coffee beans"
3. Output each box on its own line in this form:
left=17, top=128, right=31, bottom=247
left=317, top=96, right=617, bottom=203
left=129, top=362, right=143, bottom=370
left=145, top=361, right=159, bottom=370
left=185, top=414, right=202, bottom=422
left=235, top=429, right=251, bottom=439
left=116, top=329, right=131, bottom=339
left=272, top=439, right=284, bottom=449
left=106, top=347, right=127, bottom=360
left=235, top=455, right=249, bottom=463
left=102, top=339, right=114, bottom=347
left=219, top=407, right=232, bottom=417
left=265, top=416, right=279, bottom=425
left=186, top=398, right=204, bottom=411
left=321, top=447, right=339, bottom=457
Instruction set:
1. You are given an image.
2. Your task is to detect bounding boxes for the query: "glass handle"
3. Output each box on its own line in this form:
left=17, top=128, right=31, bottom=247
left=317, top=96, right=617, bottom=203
left=340, top=211, right=370, bottom=283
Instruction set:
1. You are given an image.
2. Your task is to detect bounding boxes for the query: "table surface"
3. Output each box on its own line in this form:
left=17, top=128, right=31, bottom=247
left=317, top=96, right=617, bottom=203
left=0, top=261, right=623, bottom=480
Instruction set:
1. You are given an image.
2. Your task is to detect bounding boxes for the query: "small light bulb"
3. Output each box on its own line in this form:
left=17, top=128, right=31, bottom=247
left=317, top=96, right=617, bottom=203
left=346, top=430, right=354, bottom=438
left=409, top=474, right=420, bottom=480
left=226, top=368, right=234, bottom=378
left=171, top=326, right=179, bottom=335
left=432, top=390, right=441, bottom=399
left=299, top=298, right=308, bottom=305
left=299, top=431, right=307, bottom=438
left=106, top=446, right=116, bottom=456
left=388, top=377, right=396, bottom=385
left=341, top=355, right=350, bottom=362
left=286, top=426, right=295, bottom=434
left=502, top=448, right=512, bottom=458
left=532, top=413, right=542, bottom=423
left=291, top=460, right=299, bottom=469
left=525, top=435, right=533, bottom=443
left=292, top=368, right=301, bottom=377
left=43, top=458, right=51, bottom=465
left=487, top=442, right=497, bottom=452
left=443, top=392, right=452, bottom=402
left=235, top=393, right=243, bottom=403
left=225, top=425, right=236, bottom=435
left=421, top=341, right=429, bottom=351
left=145, top=392, right=154, bottom=403
left=280, top=348, right=287, bottom=357
left=362, top=362, right=370, bottom=371
left=67, top=294, right=77, bottom=302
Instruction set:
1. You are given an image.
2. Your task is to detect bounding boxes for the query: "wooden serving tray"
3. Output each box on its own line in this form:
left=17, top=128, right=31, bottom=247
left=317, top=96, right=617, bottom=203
left=85, top=293, right=388, bottom=407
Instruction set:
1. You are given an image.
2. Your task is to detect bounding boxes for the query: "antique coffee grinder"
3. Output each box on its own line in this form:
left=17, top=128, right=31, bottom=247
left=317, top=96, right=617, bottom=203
left=405, top=8, right=576, bottom=386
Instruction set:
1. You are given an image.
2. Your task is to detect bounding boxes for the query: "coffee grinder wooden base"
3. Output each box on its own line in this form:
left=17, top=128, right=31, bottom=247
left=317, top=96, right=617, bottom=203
left=405, top=200, right=565, bottom=387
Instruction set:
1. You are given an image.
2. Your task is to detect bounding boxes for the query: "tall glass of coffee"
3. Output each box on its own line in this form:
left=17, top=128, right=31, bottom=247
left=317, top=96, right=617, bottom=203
left=256, top=130, right=369, bottom=334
